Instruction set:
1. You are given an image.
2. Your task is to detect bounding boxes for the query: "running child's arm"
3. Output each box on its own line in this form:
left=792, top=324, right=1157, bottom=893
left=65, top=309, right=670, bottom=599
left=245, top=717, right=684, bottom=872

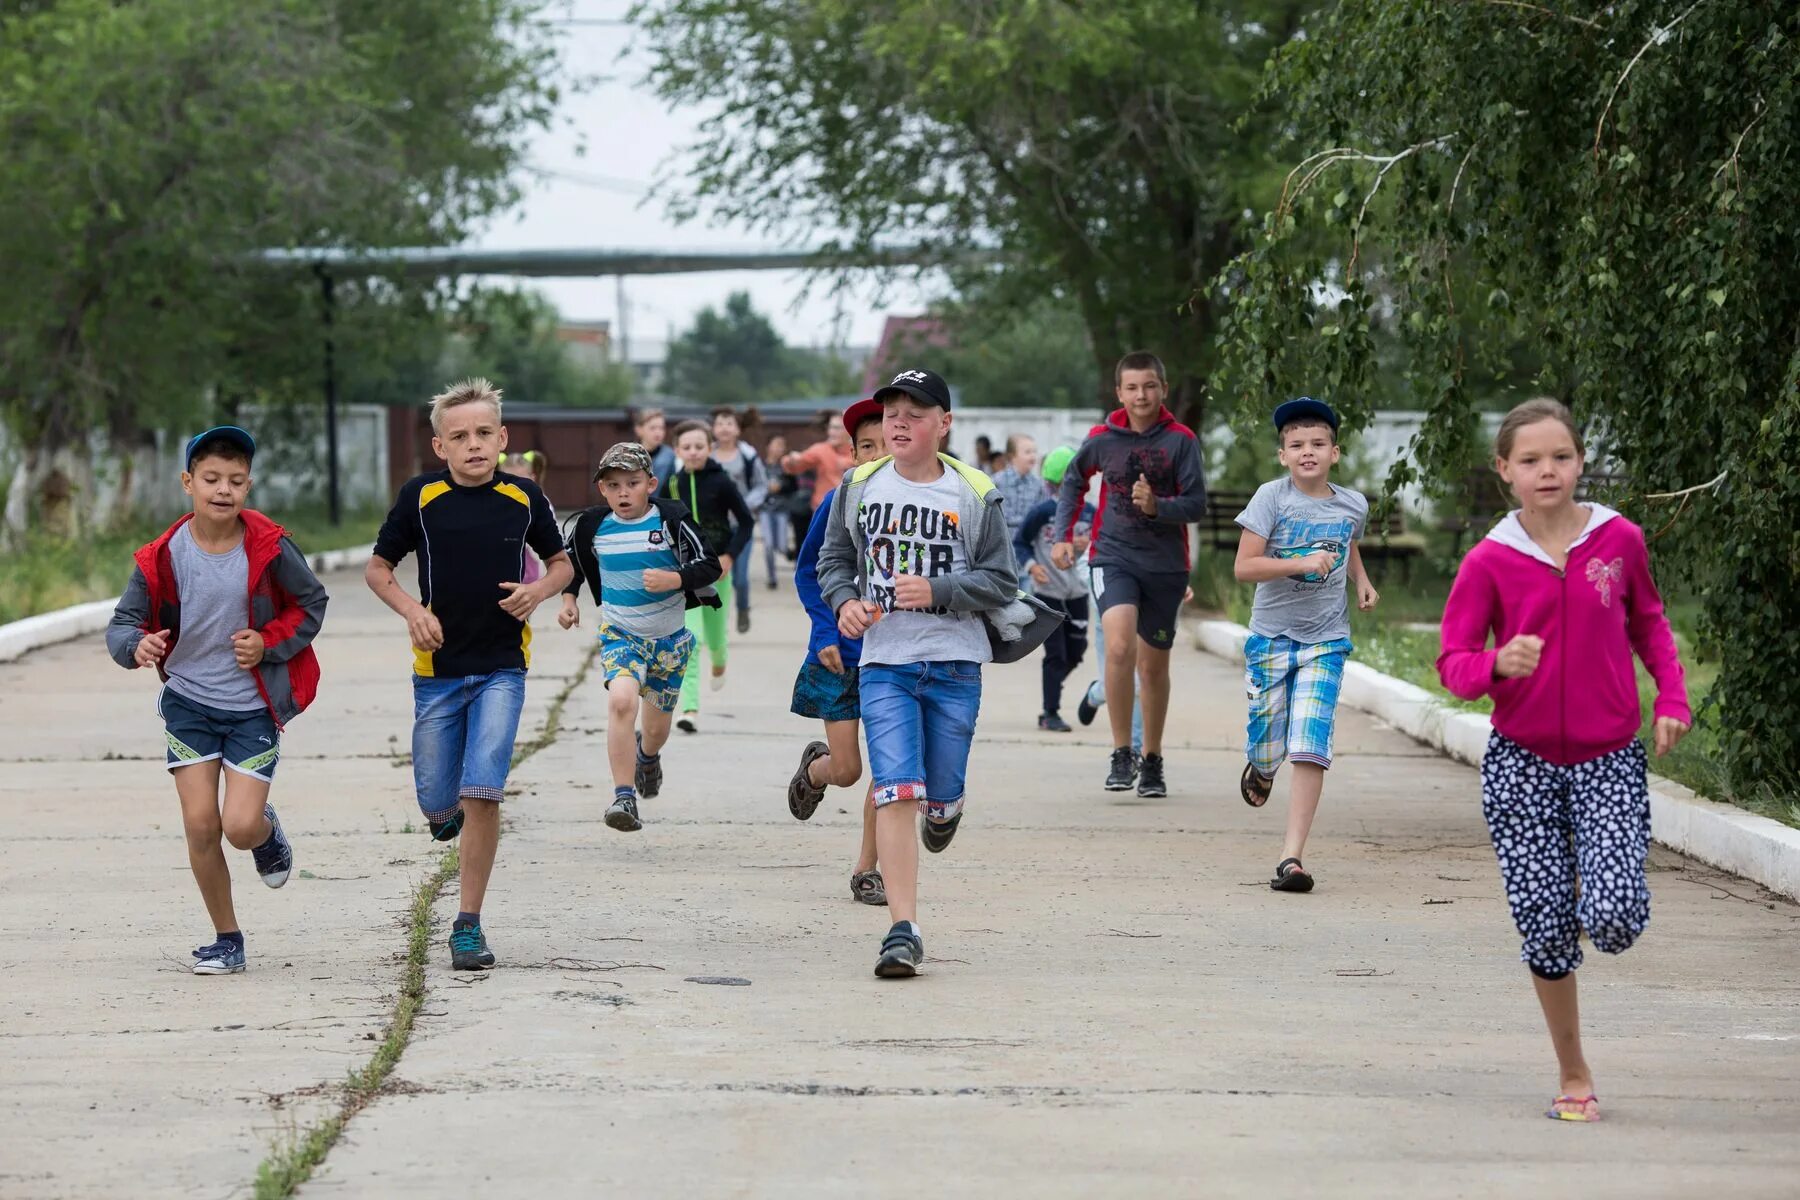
left=1233, top=531, right=1333, bottom=583
left=794, top=499, right=842, bottom=662
left=1142, top=433, right=1209, bottom=524
left=720, top=477, right=755, bottom=561
left=106, top=567, right=158, bottom=669
left=1621, top=525, right=1691, bottom=729
left=1015, top=499, right=1055, bottom=566
left=816, top=485, right=862, bottom=618
left=1436, top=559, right=1502, bottom=700
left=930, top=502, right=1019, bottom=613
left=1347, top=541, right=1379, bottom=611
left=256, top=538, right=330, bottom=663
left=366, top=485, right=442, bottom=651
left=1049, top=445, right=1095, bottom=567
left=742, top=451, right=770, bottom=512
left=671, top=512, right=723, bottom=592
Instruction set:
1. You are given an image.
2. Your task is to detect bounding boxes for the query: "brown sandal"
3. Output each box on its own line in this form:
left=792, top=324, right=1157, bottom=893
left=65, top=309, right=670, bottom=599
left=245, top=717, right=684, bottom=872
left=1240, top=762, right=1273, bottom=807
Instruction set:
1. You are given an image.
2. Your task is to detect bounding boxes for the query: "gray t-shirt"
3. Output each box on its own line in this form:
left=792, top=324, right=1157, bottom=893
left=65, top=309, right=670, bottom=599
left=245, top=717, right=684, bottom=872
left=858, top=465, right=992, bottom=667
left=163, top=523, right=265, bottom=711
left=1235, top=478, right=1368, bottom=644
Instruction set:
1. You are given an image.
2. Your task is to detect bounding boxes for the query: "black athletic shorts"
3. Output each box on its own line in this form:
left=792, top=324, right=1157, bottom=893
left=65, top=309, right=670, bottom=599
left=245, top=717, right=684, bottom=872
left=1091, top=563, right=1187, bottom=650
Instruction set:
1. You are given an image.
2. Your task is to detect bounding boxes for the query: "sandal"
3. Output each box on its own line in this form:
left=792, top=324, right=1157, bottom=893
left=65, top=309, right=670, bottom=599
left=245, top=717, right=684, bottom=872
left=1270, top=857, right=1314, bottom=893
left=850, top=869, right=887, bottom=906
left=1546, top=1094, right=1601, bottom=1122
left=1240, top=762, right=1273, bottom=808
left=787, top=741, right=830, bottom=821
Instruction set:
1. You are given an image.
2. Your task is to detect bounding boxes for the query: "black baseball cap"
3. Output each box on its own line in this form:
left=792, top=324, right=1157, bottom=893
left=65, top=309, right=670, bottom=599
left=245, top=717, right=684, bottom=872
left=874, top=368, right=952, bottom=411
left=1272, top=397, right=1339, bottom=433
left=185, top=425, right=256, bottom=469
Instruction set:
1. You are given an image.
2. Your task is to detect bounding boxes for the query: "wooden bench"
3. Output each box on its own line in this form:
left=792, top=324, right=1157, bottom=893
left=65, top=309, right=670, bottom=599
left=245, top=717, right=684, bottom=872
left=1199, top=489, right=1426, bottom=578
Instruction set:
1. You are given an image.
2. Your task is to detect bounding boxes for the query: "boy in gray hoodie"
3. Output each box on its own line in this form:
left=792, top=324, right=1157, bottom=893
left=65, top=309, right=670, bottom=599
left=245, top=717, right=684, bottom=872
left=817, top=368, right=1022, bottom=978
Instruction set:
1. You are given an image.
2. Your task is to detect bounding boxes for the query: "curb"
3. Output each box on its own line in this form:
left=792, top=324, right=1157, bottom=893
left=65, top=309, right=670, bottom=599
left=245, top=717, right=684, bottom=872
left=0, top=543, right=374, bottom=666
left=1192, top=618, right=1800, bottom=902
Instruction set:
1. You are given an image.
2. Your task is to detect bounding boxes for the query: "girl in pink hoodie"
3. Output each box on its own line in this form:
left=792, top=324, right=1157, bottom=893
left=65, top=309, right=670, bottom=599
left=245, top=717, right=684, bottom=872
left=1438, top=397, right=1690, bottom=1125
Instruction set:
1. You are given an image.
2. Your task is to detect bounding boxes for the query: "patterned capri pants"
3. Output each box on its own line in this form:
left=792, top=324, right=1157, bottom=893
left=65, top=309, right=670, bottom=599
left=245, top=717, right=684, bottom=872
left=1480, top=732, right=1652, bottom=979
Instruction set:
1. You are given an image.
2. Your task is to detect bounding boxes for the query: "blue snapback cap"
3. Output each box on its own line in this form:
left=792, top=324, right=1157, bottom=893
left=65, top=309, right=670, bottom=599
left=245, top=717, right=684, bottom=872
left=1272, top=397, right=1339, bottom=432
left=185, top=425, right=256, bottom=468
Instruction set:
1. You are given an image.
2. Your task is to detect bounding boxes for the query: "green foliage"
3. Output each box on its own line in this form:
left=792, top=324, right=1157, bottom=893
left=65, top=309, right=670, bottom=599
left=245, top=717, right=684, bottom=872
left=0, top=0, right=562, bottom=528
left=912, top=292, right=1096, bottom=408
left=446, top=286, right=633, bottom=410
left=634, top=0, right=1306, bottom=417
left=1214, top=0, right=1800, bottom=797
left=663, top=291, right=854, bottom=404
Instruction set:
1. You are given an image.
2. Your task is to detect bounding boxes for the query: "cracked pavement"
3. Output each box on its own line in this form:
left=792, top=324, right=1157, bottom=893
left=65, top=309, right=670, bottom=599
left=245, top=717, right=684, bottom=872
left=2, top=569, right=1796, bottom=1198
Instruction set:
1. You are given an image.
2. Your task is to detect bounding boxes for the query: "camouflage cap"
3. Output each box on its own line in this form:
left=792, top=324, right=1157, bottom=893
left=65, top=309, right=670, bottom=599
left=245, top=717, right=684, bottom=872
left=593, top=441, right=654, bottom=480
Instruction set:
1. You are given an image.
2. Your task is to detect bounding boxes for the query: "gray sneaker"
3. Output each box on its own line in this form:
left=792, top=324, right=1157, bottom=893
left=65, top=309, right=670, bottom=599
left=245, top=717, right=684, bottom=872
left=874, top=922, right=923, bottom=979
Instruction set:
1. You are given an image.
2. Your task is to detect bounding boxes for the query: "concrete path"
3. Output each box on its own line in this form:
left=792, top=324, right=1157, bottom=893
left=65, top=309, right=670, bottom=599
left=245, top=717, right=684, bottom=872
left=2, top=568, right=1795, bottom=1199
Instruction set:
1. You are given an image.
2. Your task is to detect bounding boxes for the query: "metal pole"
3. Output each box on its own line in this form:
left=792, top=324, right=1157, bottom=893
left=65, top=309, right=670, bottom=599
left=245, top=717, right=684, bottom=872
left=317, top=266, right=342, bottom=526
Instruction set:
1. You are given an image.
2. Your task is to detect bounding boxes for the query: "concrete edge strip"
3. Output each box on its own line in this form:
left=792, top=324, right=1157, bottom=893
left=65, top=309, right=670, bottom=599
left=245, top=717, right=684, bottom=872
left=0, top=544, right=374, bottom=665
left=1191, top=618, right=1800, bottom=903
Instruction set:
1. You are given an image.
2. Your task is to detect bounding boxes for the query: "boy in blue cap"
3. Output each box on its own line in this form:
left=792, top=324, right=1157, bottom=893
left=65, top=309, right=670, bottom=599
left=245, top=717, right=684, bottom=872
left=1232, top=397, right=1380, bottom=893
left=107, top=425, right=329, bottom=974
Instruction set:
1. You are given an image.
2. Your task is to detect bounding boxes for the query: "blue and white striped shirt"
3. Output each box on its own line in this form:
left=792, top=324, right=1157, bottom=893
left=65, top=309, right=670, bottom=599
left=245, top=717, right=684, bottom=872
left=596, top=510, right=686, bottom=637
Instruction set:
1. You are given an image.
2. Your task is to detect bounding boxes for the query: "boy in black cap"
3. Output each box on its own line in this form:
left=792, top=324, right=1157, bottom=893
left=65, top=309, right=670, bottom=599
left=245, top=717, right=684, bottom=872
left=1232, top=397, right=1380, bottom=893
left=106, top=425, right=330, bottom=975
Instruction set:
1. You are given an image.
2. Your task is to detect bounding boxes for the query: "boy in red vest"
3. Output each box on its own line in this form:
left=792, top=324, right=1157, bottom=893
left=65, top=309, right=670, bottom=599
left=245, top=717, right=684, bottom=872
left=107, top=426, right=329, bottom=975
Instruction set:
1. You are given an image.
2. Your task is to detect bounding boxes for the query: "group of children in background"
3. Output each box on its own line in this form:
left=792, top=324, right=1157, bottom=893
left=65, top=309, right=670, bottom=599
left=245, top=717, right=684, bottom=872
left=106, top=356, right=1690, bottom=1122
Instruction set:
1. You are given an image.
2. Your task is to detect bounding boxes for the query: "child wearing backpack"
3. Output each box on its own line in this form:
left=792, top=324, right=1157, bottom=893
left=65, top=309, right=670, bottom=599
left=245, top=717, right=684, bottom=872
left=664, top=420, right=754, bottom=733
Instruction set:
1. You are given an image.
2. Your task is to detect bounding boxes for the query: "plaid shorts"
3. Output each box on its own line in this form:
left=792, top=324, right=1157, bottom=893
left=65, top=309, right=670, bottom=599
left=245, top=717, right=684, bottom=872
left=600, top=625, right=695, bottom=713
left=1244, top=634, right=1352, bottom=775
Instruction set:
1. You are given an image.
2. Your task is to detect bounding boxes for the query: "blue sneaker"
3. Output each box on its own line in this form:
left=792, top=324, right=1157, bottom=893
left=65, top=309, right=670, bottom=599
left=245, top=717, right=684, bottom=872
left=192, top=937, right=246, bottom=975
left=874, top=922, right=923, bottom=979
left=449, top=921, right=493, bottom=970
left=251, top=803, right=293, bottom=888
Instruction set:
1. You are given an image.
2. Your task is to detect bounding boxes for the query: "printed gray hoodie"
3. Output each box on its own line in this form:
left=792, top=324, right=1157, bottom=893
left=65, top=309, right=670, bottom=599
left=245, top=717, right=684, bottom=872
left=1053, top=405, right=1208, bottom=575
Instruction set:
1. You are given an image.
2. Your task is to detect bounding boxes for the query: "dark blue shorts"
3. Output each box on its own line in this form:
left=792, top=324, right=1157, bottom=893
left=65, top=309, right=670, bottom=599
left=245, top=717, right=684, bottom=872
left=790, top=661, right=861, bottom=722
left=159, top=687, right=280, bottom=782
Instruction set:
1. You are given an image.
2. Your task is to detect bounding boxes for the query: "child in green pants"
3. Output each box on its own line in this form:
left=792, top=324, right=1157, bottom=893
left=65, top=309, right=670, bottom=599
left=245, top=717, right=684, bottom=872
left=666, top=420, right=754, bottom=732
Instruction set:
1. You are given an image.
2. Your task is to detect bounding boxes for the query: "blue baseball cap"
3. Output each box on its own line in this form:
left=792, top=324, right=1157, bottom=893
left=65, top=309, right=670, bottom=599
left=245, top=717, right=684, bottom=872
left=185, top=425, right=256, bottom=469
left=1272, top=397, right=1339, bottom=433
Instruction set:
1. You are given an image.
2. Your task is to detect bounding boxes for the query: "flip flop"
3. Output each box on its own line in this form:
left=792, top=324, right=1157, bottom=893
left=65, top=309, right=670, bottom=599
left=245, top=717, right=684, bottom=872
left=1240, top=762, right=1273, bottom=808
left=1546, top=1094, right=1601, bottom=1122
left=1270, top=857, right=1314, bottom=893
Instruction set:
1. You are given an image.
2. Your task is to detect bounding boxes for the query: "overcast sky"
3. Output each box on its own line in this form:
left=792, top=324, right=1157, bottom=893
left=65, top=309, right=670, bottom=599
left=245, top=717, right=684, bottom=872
left=469, top=6, right=937, bottom=354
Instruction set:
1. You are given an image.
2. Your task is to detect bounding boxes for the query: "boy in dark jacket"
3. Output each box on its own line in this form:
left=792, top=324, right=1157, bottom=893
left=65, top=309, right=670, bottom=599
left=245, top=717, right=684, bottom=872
left=664, top=420, right=753, bottom=731
left=106, top=426, right=329, bottom=975
left=1052, top=350, right=1208, bottom=798
left=559, top=442, right=723, bottom=831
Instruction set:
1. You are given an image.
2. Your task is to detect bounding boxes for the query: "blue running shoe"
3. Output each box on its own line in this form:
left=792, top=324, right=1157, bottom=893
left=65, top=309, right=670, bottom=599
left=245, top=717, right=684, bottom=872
left=449, top=921, right=492, bottom=970
left=874, top=922, right=923, bottom=979
left=252, top=803, right=293, bottom=888
left=192, top=937, right=246, bottom=975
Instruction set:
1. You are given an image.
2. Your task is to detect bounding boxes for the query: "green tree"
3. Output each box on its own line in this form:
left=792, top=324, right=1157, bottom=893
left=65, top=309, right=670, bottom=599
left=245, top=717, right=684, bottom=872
left=635, top=0, right=1304, bottom=420
left=1213, top=1, right=1800, bottom=792
left=0, top=0, right=562, bottom=535
left=447, top=286, right=633, bottom=410
left=882, top=292, right=1095, bottom=408
left=663, top=290, right=849, bottom=404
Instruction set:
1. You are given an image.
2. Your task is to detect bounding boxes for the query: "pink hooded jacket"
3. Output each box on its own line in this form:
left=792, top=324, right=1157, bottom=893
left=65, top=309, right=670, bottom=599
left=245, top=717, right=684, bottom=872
left=1437, top=504, right=1690, bottom=766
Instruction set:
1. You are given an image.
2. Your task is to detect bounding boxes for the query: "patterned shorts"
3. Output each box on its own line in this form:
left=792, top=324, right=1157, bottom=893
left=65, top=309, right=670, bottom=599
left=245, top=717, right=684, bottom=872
left=790, top=661, right=861, bottom=722
left=599, top=625, right=695, bottom=713
left=1244, top=633, right=1352, bottom=775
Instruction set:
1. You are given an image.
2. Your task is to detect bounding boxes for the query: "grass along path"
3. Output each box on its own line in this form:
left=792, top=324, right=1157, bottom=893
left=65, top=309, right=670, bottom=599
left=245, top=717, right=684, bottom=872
left=250, top=643, right=597, bottom=1199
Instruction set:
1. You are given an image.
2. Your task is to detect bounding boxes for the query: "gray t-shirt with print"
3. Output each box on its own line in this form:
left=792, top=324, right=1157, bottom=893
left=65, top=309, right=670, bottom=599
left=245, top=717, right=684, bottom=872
left=858, top=465, right=993, bottom=667
left=1235, top=477, right=1368, bottom=644
left=163, top=522, right=265, bottom=711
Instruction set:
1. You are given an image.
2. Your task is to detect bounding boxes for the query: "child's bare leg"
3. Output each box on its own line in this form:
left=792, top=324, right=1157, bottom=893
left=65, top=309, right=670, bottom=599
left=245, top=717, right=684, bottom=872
left=607, top=678, right=644, bottom=788
left=457, top=798, right=501, bottom=913
left=1532, top=971, right=1597, bottom=1110
left=218, top=771, right=273, bottom=851
left=174, top=762, right=235, bottom=932
left=812, top=718, right=864, bottom=790
left=1281, top=762, right=1325, bottom=862
left=1136, top=642, right=1172, bottom=756
left=639, top=697, right=675, bottom=757
left=874, top=802, right=919, bottom=923
left=855, top=787, right=879, bottom=875
left=1100, top=605, right=1139, bottom=749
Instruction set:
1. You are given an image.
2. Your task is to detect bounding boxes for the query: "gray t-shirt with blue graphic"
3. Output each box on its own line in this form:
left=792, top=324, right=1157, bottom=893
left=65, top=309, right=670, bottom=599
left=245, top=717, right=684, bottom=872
left=1235, top=478, right=1368, bottom=643
left=163, top=522, right=265, bottom=711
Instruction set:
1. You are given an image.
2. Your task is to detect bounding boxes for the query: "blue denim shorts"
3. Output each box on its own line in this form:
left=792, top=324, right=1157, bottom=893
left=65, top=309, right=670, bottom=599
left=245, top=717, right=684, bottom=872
left=790, top=660, right=860, bottom=722
left=859, top=660, right=982, bottom=822
left=411, top=668, right=526, bottom=821
left=159, top=687, right=280, bottom=782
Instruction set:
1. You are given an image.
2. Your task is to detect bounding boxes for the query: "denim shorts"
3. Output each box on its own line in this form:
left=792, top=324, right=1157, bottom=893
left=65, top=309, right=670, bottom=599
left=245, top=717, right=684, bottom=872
left=411, top=668, right=526, bottom=821
left=859, top=660, right=982, bottom=822
left=790, top=660, right=860, bottom=722
left=159, top=687, right=280, bottom=782
left=599, top=625, right=695, bottom=714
